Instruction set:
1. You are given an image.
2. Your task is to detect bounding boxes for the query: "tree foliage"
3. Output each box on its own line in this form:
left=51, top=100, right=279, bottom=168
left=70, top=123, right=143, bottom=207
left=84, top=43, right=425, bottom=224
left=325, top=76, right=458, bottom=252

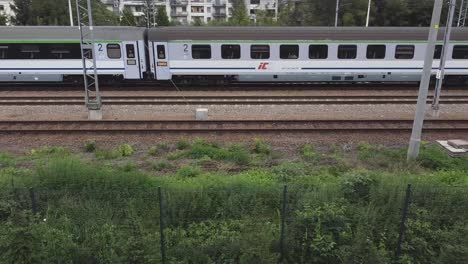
left=155, top=6, right=169, bottom=26
left=9, top=0, right=119, bottom=26
left=0, top=13, right=8, bottom=25
left=229, top=0, right=250, bottom=26
left=120, top=7, right=137, bottom=26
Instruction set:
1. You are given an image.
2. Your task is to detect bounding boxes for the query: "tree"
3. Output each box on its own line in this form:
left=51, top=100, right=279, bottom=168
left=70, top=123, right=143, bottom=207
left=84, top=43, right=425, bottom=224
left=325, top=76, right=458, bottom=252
left=254, top=10, right=276, bottom=26
left=191, top=17, right=204, bottom=26
left=0, top=14, right=8, bottom=26
left=10, top=0, right=32, bottom=25
left=155, top=6, right=169, bottom=26
left=230, top=0, right=250, bottom=26
left=120, top=7, right=137, bottom=26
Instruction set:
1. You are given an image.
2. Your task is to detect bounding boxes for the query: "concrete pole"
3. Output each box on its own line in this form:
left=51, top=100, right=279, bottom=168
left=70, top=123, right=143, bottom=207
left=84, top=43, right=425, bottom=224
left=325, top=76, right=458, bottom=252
left=68, top=0, right=74, bottom=26
left=407, top=0, right=444, bottom=161
left=335, top=0, right=340, bottom=27
left=432, top=0, right=457, bottom=114
left=366, top=0, right=371, bottom=27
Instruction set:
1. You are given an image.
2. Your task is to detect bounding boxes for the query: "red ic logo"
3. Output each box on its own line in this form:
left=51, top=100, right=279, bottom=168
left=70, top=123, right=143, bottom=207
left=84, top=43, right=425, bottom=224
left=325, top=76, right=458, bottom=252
left=258, top=62, right=269, bottom=70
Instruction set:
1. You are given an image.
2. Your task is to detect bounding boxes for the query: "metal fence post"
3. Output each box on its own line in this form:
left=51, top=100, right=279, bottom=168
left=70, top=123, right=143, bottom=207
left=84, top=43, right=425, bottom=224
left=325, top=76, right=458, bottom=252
left=395, top=184, right=412, bottom=261
left=279, top=185, right=288, bottom=263
left=29, top=188, right=37, bottom=215
left=158, top=187, right=167, bottom=264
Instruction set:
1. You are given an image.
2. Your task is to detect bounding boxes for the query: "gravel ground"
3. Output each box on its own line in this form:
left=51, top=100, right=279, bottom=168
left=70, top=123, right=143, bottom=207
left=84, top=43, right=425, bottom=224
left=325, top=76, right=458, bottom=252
left=0, top=103, right=467, bottom=120
left=0, top=131, right=466, bottom=155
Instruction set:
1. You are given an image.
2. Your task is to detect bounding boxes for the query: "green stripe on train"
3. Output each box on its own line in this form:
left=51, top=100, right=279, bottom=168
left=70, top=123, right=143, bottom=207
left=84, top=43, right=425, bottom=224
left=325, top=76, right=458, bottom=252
left=0, top=40, right=122, bottom=44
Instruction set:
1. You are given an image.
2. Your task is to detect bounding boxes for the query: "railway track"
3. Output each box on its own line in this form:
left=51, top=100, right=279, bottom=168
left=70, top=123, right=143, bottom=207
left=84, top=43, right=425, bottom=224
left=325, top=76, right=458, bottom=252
left=1, top=119, right=467, bottom=132
left=1, top=94, right=468, bottom=105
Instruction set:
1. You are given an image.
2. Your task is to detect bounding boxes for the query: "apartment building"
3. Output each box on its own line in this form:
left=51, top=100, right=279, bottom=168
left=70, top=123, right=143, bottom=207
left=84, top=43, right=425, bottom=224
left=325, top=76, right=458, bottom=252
left=103, top=0, right=278, bottom=25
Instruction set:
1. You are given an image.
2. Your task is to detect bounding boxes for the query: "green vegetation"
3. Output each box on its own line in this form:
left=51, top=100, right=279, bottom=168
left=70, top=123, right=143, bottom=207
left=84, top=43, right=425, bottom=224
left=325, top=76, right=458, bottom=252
left=8, top=0, right=464, bottom=27
left=1, top=140, right=468, bottom=263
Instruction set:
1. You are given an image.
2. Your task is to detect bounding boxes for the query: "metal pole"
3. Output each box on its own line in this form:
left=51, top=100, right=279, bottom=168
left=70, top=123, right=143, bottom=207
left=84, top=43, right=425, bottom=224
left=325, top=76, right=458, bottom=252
left=395, top=184, right=412, bottom=261
left=158, top=187, right=166, bottom=264
left=365, top=0, right=371, bottom=27
left=279, top=185, right=288, bottom=263
left=335, top=0, right=340, bottom=27
left=457, top=0, right=464, bottom=26
left=407, top=0, right=444, bottom=161
left=432, top=0, right=457, bottom=113
left=68, top=0, right=74, bottom=26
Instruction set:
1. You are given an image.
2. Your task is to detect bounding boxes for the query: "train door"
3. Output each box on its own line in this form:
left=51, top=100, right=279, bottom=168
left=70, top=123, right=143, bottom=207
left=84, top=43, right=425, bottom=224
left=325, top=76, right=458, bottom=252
left=154, top=42, right=171, bottom=80
left=122, top=41, right=141, bottom=79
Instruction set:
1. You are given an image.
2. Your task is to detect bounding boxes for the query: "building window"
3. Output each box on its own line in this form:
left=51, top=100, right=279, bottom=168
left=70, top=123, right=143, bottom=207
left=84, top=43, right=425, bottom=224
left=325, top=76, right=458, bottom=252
left=366, top=45, right=386, bottom=59
left=280, top=45, right=299, bottom=59
left=0, top=5, right=4, bottom=11
left=251, top=45, right=269, bottom=59
left=434, top=45, right=443, bottom=59
left=338, top=45, right=357, bottom=59
left=157, top=45, right=166, bottom=59
left=207, top=7, right=211, bottom=13
left=395, top=45, right=415, bottom=59
left=250, top=0, right=260, bottom=4
left=309, top=45, right=328, bottom=59
left=107, top=44, right=121, bottom=59
left=192, top=45, right=211, bottom=59
left=452, top=45, right=468, bottom=59
left=222, top=45, right=241, bottom=59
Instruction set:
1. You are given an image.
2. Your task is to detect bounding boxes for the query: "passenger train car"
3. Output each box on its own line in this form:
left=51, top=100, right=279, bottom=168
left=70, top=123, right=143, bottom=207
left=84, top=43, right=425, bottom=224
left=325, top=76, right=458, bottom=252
left=0, top=26, right=467, bottom=84
left=147, top=27, right=468, bottom=84
left=0, top=26, right=146, bottom=82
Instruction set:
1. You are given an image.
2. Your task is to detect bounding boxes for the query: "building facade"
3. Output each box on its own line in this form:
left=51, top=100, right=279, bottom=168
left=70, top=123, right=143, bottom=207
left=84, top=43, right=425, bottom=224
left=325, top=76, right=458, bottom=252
left=102, top=0, right=278, bottom=25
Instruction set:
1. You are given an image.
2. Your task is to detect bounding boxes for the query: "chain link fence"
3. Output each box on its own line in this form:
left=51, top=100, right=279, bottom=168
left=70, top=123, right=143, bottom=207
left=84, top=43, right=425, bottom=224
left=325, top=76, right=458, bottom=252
left=1, top=184, right=468, bottom=263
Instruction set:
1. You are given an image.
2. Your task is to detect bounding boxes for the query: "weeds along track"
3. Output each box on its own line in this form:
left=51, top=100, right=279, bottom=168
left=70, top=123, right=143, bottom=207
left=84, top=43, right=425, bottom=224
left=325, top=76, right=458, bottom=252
left=1, top=119, right=468, bottom=133
left=1, top=94, right=468, bottom=105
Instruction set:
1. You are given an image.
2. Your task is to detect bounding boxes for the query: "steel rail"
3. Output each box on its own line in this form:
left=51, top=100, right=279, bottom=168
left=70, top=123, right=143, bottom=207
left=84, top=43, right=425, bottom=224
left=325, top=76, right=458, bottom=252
left=1, top=94, right=468, bottom=105
left=0, top=119, right=467, bottom=132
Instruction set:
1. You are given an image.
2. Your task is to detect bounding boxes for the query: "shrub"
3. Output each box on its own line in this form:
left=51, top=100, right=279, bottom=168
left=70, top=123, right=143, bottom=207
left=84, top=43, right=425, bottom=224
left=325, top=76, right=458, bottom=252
left=84, top=140, right=96, bottom=153
left=152, top=160, right=171, bottom=172
left=147, top=146, right=159, bottom=156
left=301, top=144, right=319, bottom=160
left=418, top=145, right=468, bottom=171
left=95, top=149, right=120, bottom=160
left=176, top=138, right=191, bottom=150
left=272, top=162, right=308, bottom=182
left=177, top=165, right=203, bottom=178
left=341, top=170, right=376, bottom=203
left=253, top=139, right=271, bottom=155
left=118, top=144, right=134, bottom=157
left=226, top=144, right=250, bottom=166
left=0, top=153, right=15, bottom=168
left=30, top=146, right=68, bottom=157
left=119, top=162, right=138, bottom=172
left=167, top=150, right=186, bottom=160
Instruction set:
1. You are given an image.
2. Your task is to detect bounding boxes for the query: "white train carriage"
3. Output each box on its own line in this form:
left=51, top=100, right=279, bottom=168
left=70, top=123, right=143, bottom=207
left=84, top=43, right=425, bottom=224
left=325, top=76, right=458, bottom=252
left=0, top=26, right=146, bottom=82
left=147, top=27, right=468, bottom=84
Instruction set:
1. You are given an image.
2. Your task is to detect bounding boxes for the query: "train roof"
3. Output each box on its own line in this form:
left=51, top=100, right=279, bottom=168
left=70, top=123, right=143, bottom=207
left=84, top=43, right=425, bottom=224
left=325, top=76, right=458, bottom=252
left=0, top=26, right=145, bottom=41
left=148, top=27, right=468, bottom=42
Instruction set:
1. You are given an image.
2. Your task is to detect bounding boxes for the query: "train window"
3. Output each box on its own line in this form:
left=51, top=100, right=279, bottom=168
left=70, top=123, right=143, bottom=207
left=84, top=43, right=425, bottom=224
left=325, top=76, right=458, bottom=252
left=280, top=45, right=299, bottom=59
left=126, top=44, right=136, bottom=59
left=366, top=45, right=386, bottom=59
left=107, top=44, right=122, bottom=59
left=221, top=45, right=241, bottom=59
left=251, top=45, right=270, bottom=59
left=48, top=44, right=81, bottom=59
left=192, top=45, right=211, bottom=59
left=84, top=48, right=93, bottom=59
left=20, top=45, right=40, bottom=59
left=338, top=45, right=357, bottom=59
left=0, top=46, right=8, bottom=59
left=309, top=45, right=328, bottom=59
left=395, top=45, right=414, bottom=59
left=452, top=45, right=468, bottom=59
left=434, top=45, right=443, bottom=59
left=157, top=45, right=166, bottom=59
